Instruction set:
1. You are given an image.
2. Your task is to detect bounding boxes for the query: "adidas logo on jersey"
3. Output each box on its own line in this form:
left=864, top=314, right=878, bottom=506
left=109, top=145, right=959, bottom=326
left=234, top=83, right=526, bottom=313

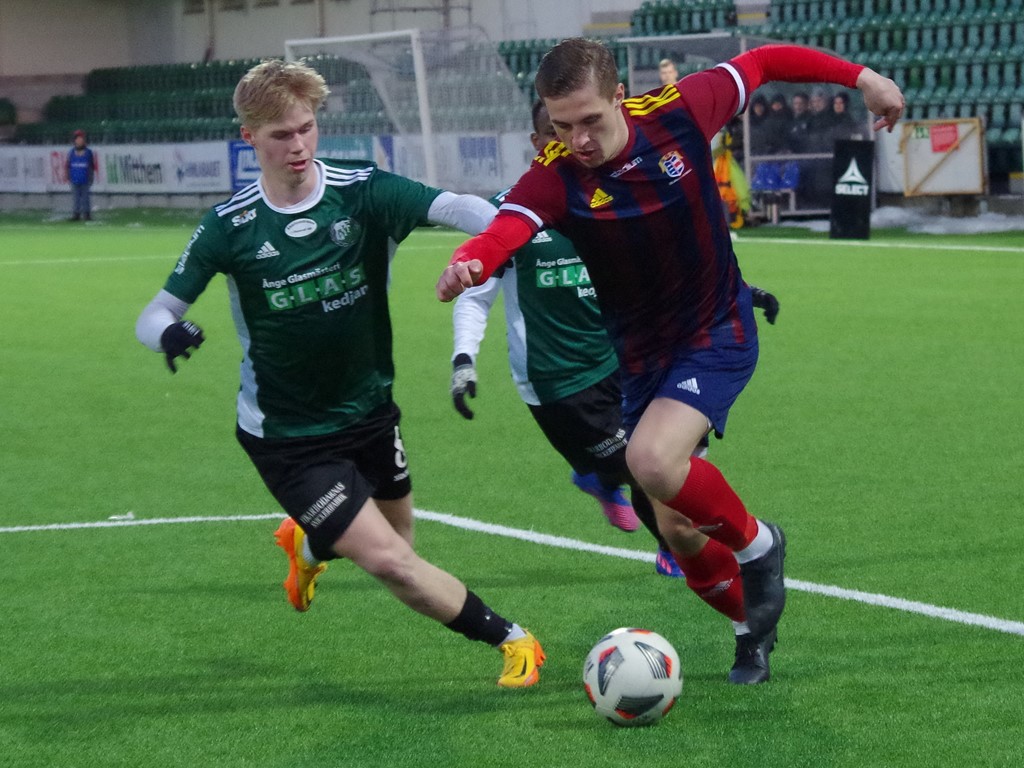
left=589, top=188, right=613, bottom=208
left=676, top=377, right=701, bottom=395
left=531, top=231, right=553, bottom=244
left=255, top=241, right=280, bottom=260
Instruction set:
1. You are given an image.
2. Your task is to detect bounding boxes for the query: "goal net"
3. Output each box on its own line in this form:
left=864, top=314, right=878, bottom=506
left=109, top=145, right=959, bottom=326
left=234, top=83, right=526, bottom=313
left=285, top=27, right=533, bottom=195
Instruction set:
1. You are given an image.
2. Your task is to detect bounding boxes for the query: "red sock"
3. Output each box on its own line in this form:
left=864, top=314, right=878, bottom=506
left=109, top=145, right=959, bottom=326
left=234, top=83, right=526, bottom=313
left=674, top=538, right=746, bottom=623
left=662, top=456, right=758, bottom=551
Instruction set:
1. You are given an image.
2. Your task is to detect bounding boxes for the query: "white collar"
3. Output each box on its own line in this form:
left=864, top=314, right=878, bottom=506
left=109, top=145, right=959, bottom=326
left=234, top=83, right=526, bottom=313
left=258, top=159, right=325, bottom=213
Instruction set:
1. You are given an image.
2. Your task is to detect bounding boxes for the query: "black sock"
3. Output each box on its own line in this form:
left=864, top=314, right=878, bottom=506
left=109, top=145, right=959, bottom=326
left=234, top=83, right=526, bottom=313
left=445, top=590, right=513, bottom=646
left=631, top=482, right=670, bottom=550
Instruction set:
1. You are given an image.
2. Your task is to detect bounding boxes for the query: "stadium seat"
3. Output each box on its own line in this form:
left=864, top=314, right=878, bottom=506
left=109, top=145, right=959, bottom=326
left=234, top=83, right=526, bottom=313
left=999, top=126, right=1021, bottom=147
left=751, top=162, right=781, bottom=193
left=1006, top=101, right=1022, bottom=129
left=0, top=97, right=15, bottom=126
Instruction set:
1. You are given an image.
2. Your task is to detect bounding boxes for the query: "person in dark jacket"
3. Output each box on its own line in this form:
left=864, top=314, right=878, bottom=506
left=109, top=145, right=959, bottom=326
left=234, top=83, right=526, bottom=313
left=66, top=129, right=95, bottom=221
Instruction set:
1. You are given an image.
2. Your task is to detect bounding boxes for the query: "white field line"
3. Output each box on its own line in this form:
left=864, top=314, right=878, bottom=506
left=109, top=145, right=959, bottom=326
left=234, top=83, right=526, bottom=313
left=2, top=232, right=1023, bottom=268
left=0, top=254, right=175, bottom=267
left=3, top=508, right=1023, bottom=638
left=0, top=243, right=457, bottom=267
left=732, top=236, right=1024, bottom=255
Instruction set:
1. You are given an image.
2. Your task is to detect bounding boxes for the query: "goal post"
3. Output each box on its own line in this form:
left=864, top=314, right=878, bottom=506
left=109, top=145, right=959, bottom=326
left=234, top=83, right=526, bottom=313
left=284, top=27, right=533, bottom=195
left=286, top=29, right=437, bottom=187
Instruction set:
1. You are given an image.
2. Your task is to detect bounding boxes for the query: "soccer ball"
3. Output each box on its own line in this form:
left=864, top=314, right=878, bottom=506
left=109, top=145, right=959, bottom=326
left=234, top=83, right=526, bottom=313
left=583, top=627, right=683, bottom=727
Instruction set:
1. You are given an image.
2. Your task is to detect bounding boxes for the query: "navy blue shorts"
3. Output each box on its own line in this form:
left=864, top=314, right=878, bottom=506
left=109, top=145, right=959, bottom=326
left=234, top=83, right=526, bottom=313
left=620, top=335, right=758, bottom=439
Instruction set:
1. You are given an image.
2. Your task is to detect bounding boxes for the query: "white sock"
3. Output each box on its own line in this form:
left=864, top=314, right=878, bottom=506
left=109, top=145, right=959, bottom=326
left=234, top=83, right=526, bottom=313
left=734, top=519, right=773, bottom=565
left=733, top=621, right=750, bottom=636
left=301, top=536, right=320, bottom=565
left=502, top=623, right=527, bottom=644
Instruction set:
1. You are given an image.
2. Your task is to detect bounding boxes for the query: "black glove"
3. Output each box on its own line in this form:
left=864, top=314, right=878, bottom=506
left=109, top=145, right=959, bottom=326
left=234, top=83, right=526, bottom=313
left=750, top=286, right=780, bottom=325
left=160, top=321, right=205, bottom=373
left=450, top=353, right=477, bottom=420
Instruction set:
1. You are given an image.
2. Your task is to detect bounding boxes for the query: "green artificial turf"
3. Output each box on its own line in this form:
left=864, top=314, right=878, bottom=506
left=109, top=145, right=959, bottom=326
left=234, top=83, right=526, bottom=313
left=1, top=212, right=1022, bottom=767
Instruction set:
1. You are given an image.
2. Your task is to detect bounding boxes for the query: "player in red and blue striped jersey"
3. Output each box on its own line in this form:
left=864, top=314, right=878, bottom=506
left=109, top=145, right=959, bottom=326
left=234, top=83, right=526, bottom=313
left=437, top=40, right=905, bottom=682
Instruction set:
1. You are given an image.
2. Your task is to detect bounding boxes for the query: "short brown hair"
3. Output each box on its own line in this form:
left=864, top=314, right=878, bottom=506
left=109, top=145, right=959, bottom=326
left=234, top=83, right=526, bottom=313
left=535, top=38, right=619, bottom=101
left=233, top=59, right=330, bottom=129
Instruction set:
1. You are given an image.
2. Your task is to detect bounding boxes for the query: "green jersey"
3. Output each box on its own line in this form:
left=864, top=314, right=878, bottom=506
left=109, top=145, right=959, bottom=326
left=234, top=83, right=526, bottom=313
left=164, top=159, right=441, bottom=439
left=453, top=192, right=618, bottom=405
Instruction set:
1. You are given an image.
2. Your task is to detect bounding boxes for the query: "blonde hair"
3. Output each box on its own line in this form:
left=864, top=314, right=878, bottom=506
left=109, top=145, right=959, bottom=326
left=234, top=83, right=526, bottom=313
left=233, top=59, right=330, bottom=129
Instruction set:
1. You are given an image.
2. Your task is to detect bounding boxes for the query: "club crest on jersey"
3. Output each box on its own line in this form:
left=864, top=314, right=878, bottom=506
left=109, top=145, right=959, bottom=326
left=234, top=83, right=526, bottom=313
left=659, top=151, right=687, bottom=178
left=329, top=218, right=359, bottom=248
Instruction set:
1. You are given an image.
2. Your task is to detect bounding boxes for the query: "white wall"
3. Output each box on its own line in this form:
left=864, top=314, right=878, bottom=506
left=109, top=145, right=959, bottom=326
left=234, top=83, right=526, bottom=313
left=0, top=0, right=641, bottom=76
left=0, top=0, right=129, bottom=76
left=176, top=0, right=634, bottom=62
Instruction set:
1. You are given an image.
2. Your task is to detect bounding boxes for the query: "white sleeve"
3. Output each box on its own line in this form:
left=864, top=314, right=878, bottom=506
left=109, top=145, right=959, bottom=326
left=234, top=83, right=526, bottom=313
left=452, top=272, right=503, bottom=363
left=135, top=289, right=190, bottom=352
left=428, top=191, right=498, bottom=235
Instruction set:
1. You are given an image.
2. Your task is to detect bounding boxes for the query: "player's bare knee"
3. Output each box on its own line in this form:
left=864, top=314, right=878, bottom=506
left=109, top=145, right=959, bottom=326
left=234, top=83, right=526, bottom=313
left=626, top=442, right=690, bottom=499
left=667, top=521, right=704, bottom=552
left=362, top=544, right=419, bottom=589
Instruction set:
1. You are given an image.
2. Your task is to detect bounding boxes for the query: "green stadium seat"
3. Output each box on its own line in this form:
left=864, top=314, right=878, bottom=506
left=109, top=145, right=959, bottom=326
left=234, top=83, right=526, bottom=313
left=999, top=126, right=1021, bottom=148
left=1006, top=101, right=1022, bottom=128
left=0, top=97, right=16, bottom=126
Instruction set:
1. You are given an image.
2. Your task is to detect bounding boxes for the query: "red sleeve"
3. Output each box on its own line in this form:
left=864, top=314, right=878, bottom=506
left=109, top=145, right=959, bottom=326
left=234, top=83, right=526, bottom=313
left=449, top=216, right=533, bottom=284
left=676, top=67, right=746, bottom=142
left=500, top=157, right=568, bottom=230
left=449, top=159, right=569, bottom=283
left=730, top=45, right=864, bottom=94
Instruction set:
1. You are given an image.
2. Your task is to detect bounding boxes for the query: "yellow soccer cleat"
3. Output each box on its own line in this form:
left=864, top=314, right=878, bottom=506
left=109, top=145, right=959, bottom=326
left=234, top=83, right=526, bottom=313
left=497, top=631, right=546, bottom=688
left=273, top=517, right=328, bottom=612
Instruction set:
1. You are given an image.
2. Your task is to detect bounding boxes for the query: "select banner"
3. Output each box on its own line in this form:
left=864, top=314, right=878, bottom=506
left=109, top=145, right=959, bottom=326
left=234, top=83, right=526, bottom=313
left=829, top=140, right=874, bottom=240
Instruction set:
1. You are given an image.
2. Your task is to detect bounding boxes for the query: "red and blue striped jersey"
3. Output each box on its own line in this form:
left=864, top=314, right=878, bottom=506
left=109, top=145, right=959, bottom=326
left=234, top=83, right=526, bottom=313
left=497, top=62, right=756, bottom=374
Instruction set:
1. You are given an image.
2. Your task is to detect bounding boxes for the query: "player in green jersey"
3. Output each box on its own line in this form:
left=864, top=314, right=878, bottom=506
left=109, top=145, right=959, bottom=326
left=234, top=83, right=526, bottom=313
left=448, top=102, right=781, bottom=683
left=135, top=59, right=544, bottom=688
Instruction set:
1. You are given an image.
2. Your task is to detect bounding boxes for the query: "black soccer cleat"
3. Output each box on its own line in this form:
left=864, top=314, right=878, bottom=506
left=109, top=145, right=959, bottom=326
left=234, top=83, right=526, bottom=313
left=728, top=628, right=776, bottom=685
left=739, top=521, right=787, bottom=640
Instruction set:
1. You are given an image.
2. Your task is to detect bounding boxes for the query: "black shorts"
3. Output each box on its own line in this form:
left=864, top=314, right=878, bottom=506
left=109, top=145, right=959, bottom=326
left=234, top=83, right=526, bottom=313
left=236, top=401, right=411, bottom=559
left=527, top=371, right=629, bottom=479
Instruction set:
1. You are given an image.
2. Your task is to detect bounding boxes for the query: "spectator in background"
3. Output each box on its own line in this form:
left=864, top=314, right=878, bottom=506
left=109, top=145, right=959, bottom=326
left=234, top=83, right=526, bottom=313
left=803, top=88, right=836, bottom=205
left=750, top=94, right=769, bottom=127
left=770, top=92, right=791, bottom=119
left=806, top=87, right=835, bottom=152
left=757, top=93, right=792, bottom=155
left=659, top=57, right=679, bottom=85
left=66, top=129, right=95, bottom=221
left=786, top=91, right=810, bottom=153
left=747, top=94, right=772, bottom=154
left=829, top=91, right=861, bottom=140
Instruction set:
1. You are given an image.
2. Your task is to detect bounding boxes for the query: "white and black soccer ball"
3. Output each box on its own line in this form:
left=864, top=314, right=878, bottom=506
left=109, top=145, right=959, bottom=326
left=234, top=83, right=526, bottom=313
left=583, top=627, right=683, bottom=727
